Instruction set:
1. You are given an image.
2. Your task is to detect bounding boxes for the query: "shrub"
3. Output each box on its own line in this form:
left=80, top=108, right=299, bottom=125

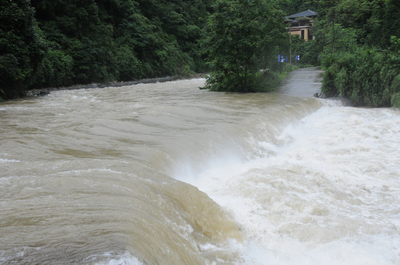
left=322, top=48, right=400, bottom=107
left=391, top=93, right=400, bottom=109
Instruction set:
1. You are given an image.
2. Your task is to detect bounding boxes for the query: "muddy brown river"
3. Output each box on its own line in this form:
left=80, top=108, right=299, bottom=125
left=1, top=68, right=399, bottom=264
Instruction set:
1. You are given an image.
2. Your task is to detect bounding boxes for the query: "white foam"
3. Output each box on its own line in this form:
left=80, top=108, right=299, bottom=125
left=87, top=251, right=143, bottom=265
left=234, top=236, right=400, bottom=265
left=317, top=98, right=350, bottom=107
left=0, top=158, right=20, bottom=163
left=193, top=105, right=400, bottom=264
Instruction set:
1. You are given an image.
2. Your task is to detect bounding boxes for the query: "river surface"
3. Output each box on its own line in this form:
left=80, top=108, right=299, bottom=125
left=0, top=68, right=399, bottom=264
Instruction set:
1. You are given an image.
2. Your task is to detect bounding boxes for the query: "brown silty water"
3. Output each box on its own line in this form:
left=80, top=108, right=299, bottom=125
left=0, top=69, right=399, bottom=264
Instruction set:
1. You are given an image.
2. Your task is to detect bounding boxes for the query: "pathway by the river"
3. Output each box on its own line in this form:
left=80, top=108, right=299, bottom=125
left=275, top=66, right=323, bottom=97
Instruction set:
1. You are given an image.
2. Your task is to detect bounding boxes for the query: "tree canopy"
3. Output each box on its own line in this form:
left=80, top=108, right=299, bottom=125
left=0, top=0, right=47, bottom=99
left=201, top=0, right=287, bottom=92
left=309, top=0, right=400, bottom=107
left=1, top=0, right=214, bottom=99
left=1, top=0, right=398, bottom=102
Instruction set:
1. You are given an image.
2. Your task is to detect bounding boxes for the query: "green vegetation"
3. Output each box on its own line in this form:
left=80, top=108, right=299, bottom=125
left=1, top=0, right=213, bottom=100
left=322, top=47, right=400, bottom=107
left=0, top=0, right=47, bottom=100
left=290, top=35, right=321, bottom=66
left=279, top=0, right=315, bottom=16
left=280, top=0, right=400, bottom=108
left=200, top=0, right=288, bottom=92
left=2, top=0, right=397, bottom=102
left=0, top=0, right=298, bottom=99
left=267, top=64, right=298, bottom=90
left=313, top=0, right=400, bottom=107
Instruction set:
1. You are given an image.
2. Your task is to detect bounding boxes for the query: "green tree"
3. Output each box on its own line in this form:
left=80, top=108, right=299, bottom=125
left=1, top=0, right=216, bottom=98
left=32, top=0, right=119, bottom=84
left=312, top=0, right=400, bottom=49
left=31, top=0, right=212, bottom=85
left=201, top=0, right=286, bottom=92
left=303, top=0, right=400, bottom=107
left=278, top=0, right=317, bottom=16
left=310, top=0, right=340, bottom=54
left=0, top=0, right=47, bottom=99
left=290, top=36, right=321, bottom=66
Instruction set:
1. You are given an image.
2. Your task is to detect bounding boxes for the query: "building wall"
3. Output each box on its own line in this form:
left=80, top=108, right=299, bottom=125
left=291, top=31, right=301, bottom=36
left=290, top=29, right=314, bottom=41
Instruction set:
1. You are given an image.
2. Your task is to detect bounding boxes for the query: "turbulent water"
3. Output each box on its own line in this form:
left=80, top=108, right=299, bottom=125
left=0, top=78, right=399, bottom=264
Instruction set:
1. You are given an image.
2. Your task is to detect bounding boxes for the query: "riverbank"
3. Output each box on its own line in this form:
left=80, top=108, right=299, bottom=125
left=1, top=69, right=298, bottom=101
left=25, top=75, right=180, bottom=97
left=21, top=73, right=211, bottom=98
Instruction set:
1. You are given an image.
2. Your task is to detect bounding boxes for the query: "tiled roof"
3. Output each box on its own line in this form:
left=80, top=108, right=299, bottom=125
left=288, top=9, right=318, bottom=19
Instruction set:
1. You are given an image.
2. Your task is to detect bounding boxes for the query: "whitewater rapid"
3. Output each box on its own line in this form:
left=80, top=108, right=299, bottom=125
left=192, top=104, right=400, bottom=264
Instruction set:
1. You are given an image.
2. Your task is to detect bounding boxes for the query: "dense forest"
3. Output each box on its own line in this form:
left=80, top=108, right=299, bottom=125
left=1, top=0, right=399, bottom=105
left=0, top=0, right=213, bottom=100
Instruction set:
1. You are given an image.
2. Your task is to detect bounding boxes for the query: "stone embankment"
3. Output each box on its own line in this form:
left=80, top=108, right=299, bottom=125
left=26, top=75, right=183, bottom=97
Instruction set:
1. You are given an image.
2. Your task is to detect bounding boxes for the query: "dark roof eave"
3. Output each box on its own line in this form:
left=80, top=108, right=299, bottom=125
left=288, top=9, right=318, bottom=19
